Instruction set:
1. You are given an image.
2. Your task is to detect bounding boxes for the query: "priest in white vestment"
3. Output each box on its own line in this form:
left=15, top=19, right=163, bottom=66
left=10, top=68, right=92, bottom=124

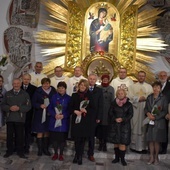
left=110, top=68, right=133, bottom=96
left=67, top=66, right=86, bottom=96
left=50, top=66, right=68, bottom=89
left=129, top=71, right=153, bottom=152
left=29, top=62, right=47, bottom=87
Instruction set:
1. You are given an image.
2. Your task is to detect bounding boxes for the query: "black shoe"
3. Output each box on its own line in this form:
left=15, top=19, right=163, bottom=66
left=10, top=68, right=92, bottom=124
left=112, top=158, right=119, bottom=163
left=77, top=156, right=82, bottom=165
left=141, top=150, right=148, bottom=154
left=18, top=154, right=27, bottom=159
left=43, top=149, right=51, bottom=156
left=121, top=159, right=127, bottom=166
left=3, top=153, right=12, bottom=158
left=98, top=145, right=103, bottom=151
left=103, top=145, right=107, bottom=152
left=159, top=150, right=167, bottom=154
left=130, top=148, right=136, bottom=152
left=73, top=155, right=78, bottom=163
left=25, top=149, right=29, bottom=154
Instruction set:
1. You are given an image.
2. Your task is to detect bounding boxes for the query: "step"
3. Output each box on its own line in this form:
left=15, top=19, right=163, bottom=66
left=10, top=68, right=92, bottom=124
left=1, top=126, right=170, bottom=160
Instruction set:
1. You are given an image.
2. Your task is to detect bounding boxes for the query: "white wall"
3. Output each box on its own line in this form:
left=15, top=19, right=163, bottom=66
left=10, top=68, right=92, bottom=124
left=0, top=0, right=11, bottom=54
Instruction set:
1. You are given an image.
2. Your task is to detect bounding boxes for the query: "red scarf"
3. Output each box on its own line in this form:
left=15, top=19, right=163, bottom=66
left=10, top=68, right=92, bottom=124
left=101, top=82, right=109, bottom=87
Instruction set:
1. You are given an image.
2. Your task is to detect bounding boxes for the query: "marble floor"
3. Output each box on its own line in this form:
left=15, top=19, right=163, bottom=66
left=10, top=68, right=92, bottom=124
left=0, top=126, right=170, bottom=170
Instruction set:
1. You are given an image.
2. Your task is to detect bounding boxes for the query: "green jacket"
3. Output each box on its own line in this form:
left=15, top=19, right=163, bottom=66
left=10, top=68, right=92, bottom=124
left=2, top=89, right=31, bottom=123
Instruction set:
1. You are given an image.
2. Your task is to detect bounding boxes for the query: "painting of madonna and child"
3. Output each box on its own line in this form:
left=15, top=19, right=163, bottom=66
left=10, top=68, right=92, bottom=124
left=82, top=3, right=119, bottom=58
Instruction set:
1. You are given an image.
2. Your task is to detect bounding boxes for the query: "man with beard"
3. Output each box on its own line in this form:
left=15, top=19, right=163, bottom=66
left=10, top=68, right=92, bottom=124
left=129, top=71, right=153, bottom=153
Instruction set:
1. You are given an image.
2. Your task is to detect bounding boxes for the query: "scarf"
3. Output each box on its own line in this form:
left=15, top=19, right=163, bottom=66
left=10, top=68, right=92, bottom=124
left=116, top=97, right=127, bottom=107
left=101, top=82, right=109, bottom=87
left=42, top=87, right=51, bottom=94
left=78, top=90, right=87, bottom=99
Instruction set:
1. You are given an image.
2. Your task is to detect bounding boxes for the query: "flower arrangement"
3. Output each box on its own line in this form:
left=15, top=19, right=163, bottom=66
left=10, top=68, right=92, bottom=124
left=0, top=54, right=8, bottom=67
left=54, top=101, right=63, bottom=127
left=151, top=105, right=161, bottom=115
left=143, top=105, right=161, bottom=126
left=149, top=105, right=161, bottom=125
left=56, top=101, right=62, bottom=112
left=75, top=98, right=89, bottom=123
left=0, top=54, right=8, bottom=74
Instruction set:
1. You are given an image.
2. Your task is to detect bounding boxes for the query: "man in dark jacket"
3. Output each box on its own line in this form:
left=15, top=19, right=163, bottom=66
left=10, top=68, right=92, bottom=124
left=87, top=73, right=103, bottom=162
left=2, top=78, right=31, bottom=158
left=21, top=74, right=37, bottom=154
left=158, top=71, right=170, bottom=154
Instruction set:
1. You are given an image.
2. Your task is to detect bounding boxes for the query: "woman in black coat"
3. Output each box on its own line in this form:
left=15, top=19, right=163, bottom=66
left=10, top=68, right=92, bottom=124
left=69, top=79, right=92, bottom=165
left=107, top=89, right=133, bottom=166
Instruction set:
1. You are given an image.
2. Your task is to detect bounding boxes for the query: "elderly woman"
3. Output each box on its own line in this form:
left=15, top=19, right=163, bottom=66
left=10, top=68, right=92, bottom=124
left=97, top=74, right=114, bottom=151
left=144, top=81, right=168, bottom=165
left=48, top=82, right=71, bottom=161
left=32, top=78, right=56, bottom=156
left=69, top=79, right=92, bottom=165
left=107, top=89, right=133, bottom=166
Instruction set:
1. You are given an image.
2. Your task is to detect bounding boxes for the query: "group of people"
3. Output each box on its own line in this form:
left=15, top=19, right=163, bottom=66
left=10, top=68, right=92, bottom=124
left=0, top=61, right=170, bottom=166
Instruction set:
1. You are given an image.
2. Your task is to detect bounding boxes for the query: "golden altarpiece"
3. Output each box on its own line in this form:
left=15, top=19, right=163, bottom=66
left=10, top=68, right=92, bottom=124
left=36, top=0, right=167, bottom=83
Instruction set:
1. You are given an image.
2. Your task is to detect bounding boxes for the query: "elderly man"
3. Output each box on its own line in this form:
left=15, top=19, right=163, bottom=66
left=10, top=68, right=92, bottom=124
left=29, top=62, right=47, bottom=87
left=50, top=66, right=68, bottom=89
left=158, top=71, right=170, bottom=154
left=110, top=68, right=133, bottom=95
left=87, top=73, right=103, bottom=162
left=67, top=66, right=86, bottom=96
left=129, top=71, right=153, bottom=153
left=21, top=74, right=37, bottom=154
left=2, top=78, right=31, bottom=158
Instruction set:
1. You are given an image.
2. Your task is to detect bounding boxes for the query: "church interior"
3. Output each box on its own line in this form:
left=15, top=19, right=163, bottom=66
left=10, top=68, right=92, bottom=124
left=0, top=0, right=170, bottom=89
left=0, top=0, right=170, bottom=170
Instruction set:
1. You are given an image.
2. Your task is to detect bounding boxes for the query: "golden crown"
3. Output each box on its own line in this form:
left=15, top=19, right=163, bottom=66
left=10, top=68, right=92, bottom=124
left=96, top=3, right=110, bottom=10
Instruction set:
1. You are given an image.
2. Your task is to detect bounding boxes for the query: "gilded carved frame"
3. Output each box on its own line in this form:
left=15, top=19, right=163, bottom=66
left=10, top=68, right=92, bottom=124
left=65, top=2, right=138, bottom=77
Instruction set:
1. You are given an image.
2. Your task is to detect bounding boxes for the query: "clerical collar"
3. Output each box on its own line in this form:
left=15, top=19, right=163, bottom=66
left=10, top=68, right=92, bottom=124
left=73, top=76, right=82, bottom=81
left=55, top=76, right=64, bottom=79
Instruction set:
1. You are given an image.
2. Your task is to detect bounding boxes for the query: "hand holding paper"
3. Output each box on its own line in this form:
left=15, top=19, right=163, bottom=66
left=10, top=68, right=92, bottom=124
left=54, top=104, right=62, bottom=128
left=41, top=98, right=50, bottom=123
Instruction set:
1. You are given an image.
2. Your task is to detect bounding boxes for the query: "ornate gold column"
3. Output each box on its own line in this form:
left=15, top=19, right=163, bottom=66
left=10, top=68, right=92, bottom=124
left=119, top=5, right=138, bottom=74
left=65, top=2, right=84, bottom=71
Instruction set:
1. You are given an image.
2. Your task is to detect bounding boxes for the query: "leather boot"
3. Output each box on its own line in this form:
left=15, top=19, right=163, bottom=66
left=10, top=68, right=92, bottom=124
left=112, top=147, right=119, bottom=163
left=98, top=139, right=103, bottom=151
left=77, top=155, right=82, bottom=165
left=119, top=150, right=127, bottom=166
left=43, top=137, right=51, bottom=156
left=37, top=138, right=43, bottom=156
left=102, top=140, right=107, bottom=152
left=73, top=154, right=78, bottom=163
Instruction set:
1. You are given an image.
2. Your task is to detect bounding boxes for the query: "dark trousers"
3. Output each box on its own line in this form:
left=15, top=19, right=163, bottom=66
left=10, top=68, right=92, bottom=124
left=24, top=111, right=33, bottom=150
left=6, top=122, right=25, bottom=155
left=161, top=119, right=169, bottom=152
left=88, top=124, right=97, bottom=156
left=88, top=136, right=95, bottom=156
left=50, top=131, right=67, bottom=155
left=96, top=125, right=108, bottom=141
left=74, top=137, right=86, bottom=157
left=25, top=124, right=31, bottom=150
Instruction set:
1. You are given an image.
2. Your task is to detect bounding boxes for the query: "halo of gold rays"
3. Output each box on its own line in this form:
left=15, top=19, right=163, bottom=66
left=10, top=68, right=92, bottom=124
left=35, top=0, right=167, bottom=82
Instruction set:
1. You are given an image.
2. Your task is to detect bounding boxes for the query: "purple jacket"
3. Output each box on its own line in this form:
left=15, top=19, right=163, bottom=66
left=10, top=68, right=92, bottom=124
left=48, top=92, right=71, bottom=132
